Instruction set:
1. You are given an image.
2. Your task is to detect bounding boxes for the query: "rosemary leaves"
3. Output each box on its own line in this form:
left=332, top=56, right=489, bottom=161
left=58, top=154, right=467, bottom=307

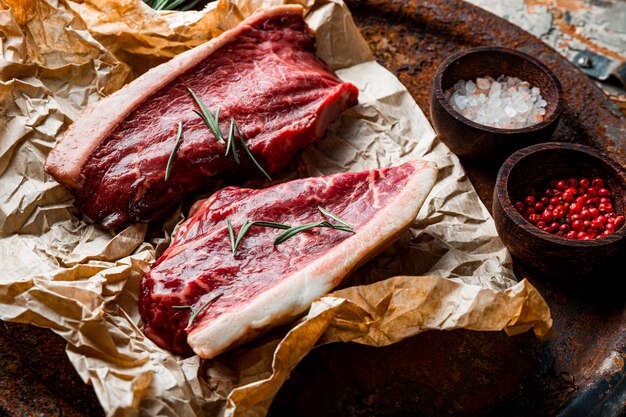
left=173, top=292, right=224, bottom=329
left=230, top=220, right=290, bottom=255
left=189, top=88, right=224, bottom=144
left=235, top=121, right=271, bottom=180
left=274, top=219, right=354, bottom=245
left=228, top=206, right=355, bottom=255
left=165, top=121, right=183, bottom=181
left=188, top=88, right=271, bottom=180
left=143, top=0, right=202, bottom=11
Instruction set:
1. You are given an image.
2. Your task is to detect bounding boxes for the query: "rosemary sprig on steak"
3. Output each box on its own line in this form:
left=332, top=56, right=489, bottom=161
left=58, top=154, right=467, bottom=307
left=274, top=207, right=354, bottom=244
left=228, top=207, right=354, bottom=255
left=189, top=88, right=224, bottom=143
left=189, top=90, right=271, bottom=180
left=225, top=118, right=239, bottom=163
left=227, top=219, right=236, bottom=254
left=318, top=205, right=354, bottom=229
left=165, top=121, right=183, bottom=181
left=172, top=292, right=224, bottom=329
left=235, top=121, right=272, bottom=181
left=274, top=220, right=354, bottom=245
left=231, top=220, right=290, bottom=255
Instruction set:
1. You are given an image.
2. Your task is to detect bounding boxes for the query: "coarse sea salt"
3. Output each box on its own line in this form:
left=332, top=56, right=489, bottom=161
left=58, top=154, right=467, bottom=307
left=445, top=75, right=547, bottom=129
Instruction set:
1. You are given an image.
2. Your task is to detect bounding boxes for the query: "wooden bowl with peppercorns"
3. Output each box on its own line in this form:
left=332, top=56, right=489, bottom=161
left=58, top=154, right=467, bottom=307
left=431, top=46, right=563, bottom=163
left=493, top=142, right=626, bottom=277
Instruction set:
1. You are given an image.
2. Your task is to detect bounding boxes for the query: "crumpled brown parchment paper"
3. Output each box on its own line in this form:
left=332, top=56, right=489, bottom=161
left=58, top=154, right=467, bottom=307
left=0, top=0, right=552, bottom=416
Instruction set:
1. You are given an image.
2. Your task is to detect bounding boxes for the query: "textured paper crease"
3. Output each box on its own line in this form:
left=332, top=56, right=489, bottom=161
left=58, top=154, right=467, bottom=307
left=0, top=0, right=552, bottom=416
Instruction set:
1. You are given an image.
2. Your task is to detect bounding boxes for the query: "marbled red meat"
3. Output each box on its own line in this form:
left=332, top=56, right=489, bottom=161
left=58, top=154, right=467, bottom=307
left=139, top=160, right=437, bottom=358
left=44, top=6, right=359, bottom=228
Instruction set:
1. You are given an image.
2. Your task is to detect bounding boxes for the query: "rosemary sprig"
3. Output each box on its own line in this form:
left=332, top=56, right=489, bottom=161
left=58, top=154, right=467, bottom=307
left=227, top=219, right=236, bottom=254
left=318, top=206, right=354, bottom=230
left=273, top=220, right=353, bottom=245
left=226, top=208, right=354, bottom=252
left=232, top=219, right=290, bottom=255
left=188, top=88, right=224, bottom=143
left=273, top=221, right=326, bottom=245
left=236, top=121, right=272, bottom=181
left=172, top=292, right=224, bottom=329
left=143, top=0, right=202, bottom=11
left=274, top=208, right=354, bottom=245
left=187, top=91, right=271, bottom=180
left=226, top=118, right=239, bottom=163
left=165, top=121, right=183, bottom=181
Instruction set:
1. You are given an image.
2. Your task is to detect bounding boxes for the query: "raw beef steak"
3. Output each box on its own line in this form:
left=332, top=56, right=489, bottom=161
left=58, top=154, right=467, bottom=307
left=44, top=6, right=359, bottom=228
left=139, top=160, right=438, bottom=358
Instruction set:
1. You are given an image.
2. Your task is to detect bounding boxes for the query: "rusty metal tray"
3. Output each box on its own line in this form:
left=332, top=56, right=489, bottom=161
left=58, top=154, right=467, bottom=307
left=1, top=0, right=625, bottom=416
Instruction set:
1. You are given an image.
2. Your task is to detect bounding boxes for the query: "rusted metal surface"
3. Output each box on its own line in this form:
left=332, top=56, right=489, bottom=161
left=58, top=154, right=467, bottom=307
left=1, top=0, right=625, bottom=416
left=346, top=0, right=625, bottom=170
left=272, top=0, right=626, bottom=415
left=468, top=0, right=626, bottom=113
left=0, top=322, right=104, bottom=417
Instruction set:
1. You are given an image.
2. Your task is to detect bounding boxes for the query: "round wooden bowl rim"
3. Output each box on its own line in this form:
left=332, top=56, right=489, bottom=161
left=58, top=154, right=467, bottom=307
left=433, top=46, right=564, bottom=134
left=495, top=142, right=626, bottom=247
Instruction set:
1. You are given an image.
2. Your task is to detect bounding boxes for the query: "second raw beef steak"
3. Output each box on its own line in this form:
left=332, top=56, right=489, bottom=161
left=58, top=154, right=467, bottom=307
left=139, top=160, right=437, bottom=358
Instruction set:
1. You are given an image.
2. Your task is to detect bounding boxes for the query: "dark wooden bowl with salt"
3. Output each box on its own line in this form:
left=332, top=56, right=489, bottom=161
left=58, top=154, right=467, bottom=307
left=493, top=142, right=626, bottom=278
left=431, top=46, right=563, bottom=163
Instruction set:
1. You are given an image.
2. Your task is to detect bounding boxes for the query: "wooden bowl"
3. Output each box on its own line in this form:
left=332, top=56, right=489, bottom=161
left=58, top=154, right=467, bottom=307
left=493, top=142, right=626, bottom=278
left=431, top=46, right=563, bottom=163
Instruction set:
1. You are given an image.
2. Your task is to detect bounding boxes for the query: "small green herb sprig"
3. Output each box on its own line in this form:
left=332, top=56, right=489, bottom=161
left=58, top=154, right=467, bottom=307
left=172, top=292, right=224, bottom=329
left=274, top=219, right=354, bottom=244
left=165, top=121, right=183, bottom=181
left=227, top=206, right=355, bottom=256
left=143, top=0, right=202, bottom=11
left=228, top=220, right=291, bottom=255
left=188, top=88, right=272, bottom=180
left=188, top=88, right=224, bottom=143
